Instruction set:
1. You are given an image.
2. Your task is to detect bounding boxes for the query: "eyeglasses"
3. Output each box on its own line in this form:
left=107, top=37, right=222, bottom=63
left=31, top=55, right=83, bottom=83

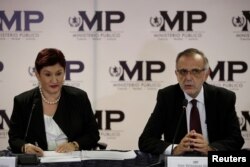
left=176, top=68, right=206, bottom=77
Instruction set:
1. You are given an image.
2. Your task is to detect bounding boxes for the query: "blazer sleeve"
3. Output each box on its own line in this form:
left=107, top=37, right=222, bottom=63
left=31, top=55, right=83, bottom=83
left=54, top=88, right=100, bottom=150
left=138, top=89, right=170, bottom=154
left=207, top=89, right=244, bottom=151
left=8, top=96, right=31, bottom=153
left=73, top=92, right=100, bottom=150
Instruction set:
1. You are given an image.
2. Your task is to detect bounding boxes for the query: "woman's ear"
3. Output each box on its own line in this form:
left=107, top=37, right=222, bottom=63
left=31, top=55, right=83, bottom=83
left=35, top=70, right=40, bottom=81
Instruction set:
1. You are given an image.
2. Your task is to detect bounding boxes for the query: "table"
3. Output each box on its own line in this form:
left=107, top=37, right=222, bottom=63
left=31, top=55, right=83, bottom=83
left=0, top=150, right=162, bottom=167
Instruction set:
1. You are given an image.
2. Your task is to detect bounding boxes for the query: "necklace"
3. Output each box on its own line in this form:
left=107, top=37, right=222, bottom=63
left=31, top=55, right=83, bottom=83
left=39, top=86, right=61, bottom=105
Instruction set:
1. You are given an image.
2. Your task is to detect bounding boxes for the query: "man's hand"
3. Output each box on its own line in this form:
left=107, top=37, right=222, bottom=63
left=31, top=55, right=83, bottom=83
left=173, top=131, right=194, bottom=155
left=173, top=130, right=211, bottom=155
left=189, top=130, right=211, bottom=155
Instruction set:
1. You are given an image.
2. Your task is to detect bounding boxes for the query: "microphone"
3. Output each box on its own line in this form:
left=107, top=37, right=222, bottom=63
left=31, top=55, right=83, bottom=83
left=24, top=103, right=36, bottom=141
left=171, top=99, right=188, bottom=155
left=10, top=101, right=40, bottom=165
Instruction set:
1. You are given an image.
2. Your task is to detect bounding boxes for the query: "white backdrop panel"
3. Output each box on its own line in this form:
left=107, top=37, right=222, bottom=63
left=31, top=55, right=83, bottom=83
left=0, top=0, right=249, bottom=150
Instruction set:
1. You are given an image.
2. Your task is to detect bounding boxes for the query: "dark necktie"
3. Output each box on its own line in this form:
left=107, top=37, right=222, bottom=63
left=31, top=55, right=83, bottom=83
left=190, top=99, right=202, bottom=134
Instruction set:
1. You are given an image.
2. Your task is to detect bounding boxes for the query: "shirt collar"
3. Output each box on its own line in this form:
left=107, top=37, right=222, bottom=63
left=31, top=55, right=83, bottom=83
left=184, top=86, right=205, bottom=105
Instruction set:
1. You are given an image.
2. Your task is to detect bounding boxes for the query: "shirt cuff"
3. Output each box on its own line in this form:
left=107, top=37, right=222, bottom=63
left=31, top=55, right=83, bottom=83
left=164, top=144, right=178, bottom=155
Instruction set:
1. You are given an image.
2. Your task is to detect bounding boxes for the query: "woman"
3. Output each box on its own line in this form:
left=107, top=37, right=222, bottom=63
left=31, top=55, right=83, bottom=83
left=8, top=48, right=100, bottom=156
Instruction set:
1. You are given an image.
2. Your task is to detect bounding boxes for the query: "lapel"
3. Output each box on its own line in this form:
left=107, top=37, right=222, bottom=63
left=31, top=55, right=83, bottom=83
left=203, top=83, right=217, bottom=141
left=53, top=88, right=70, bottom=138
left=174, top=84, right=188, bottom=142
left=31, top=89, right=48, bottom=149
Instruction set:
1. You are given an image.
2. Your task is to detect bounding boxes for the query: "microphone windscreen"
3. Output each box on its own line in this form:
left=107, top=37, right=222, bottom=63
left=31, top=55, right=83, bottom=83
left=183, top=99, right=188, bottom=107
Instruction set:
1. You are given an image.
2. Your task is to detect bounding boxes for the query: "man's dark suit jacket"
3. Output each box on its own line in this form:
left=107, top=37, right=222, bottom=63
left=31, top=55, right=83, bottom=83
left=139, top=83, right=244, bottom=154
left=8, top=85, right=100, bottom=153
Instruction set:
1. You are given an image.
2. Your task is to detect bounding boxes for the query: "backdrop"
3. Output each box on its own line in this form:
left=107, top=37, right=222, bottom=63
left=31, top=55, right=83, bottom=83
left=0, top=0, right=249, bottom=150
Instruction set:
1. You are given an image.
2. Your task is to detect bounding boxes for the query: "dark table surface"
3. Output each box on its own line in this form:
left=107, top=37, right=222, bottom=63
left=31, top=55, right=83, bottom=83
left=0, top=150, right=163, bottom=167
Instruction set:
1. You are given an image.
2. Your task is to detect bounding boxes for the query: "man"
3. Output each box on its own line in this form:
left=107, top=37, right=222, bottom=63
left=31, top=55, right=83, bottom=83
left=138, top=48, right=244, bottom=155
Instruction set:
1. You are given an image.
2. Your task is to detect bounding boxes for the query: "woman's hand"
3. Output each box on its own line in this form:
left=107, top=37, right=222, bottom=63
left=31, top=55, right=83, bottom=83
left=55, top=142, right=78, bottom=153
left=24, top=143, right=44, bottom=157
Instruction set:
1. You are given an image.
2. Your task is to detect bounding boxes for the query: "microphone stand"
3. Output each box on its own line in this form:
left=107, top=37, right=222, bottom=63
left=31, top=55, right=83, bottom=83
left=24, top=103, right=36, bottom=141
left=171, top=99, right=188, bottom=155
left=19, top=103, right=40, bottom=165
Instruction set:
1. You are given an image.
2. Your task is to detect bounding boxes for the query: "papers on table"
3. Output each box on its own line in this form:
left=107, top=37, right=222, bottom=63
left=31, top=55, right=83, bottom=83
left=82, top=150, right=137, bottom=160
left=0, top=157, right=17, bottom=167
left=39, top=150, right=137, bottom=163
left=40, top=151, right=81, bottom=163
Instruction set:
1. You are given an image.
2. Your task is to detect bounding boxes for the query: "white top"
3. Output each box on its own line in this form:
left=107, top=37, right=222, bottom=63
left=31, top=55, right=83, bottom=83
left=44, top=114, right=68, bottom=150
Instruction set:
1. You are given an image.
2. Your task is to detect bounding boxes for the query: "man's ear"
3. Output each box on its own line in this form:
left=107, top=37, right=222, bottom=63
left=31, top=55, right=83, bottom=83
left=204, top=69, right=210, bottom=81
